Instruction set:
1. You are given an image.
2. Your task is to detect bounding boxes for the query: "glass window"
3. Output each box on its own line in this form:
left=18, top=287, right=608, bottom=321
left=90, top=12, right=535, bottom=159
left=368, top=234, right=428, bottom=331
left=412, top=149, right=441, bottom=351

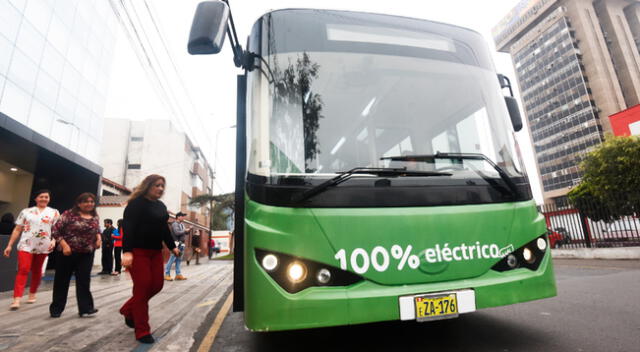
left=27, top=99, right=54, bottom=136
left=55, top=87, right=77, bottom=120
left=127, top=164, right=141, bottom=170
left=40, top=43, right=65, bottom=80
left=23, top=0, right=52, bottom=35
left=0, top=34, right=14, bottom=76
left=49, top=112, right=72, bottom=147
left=7, top=48, right=38, bottom=94
left=47, top=15, right=70, bottom=55
left=16, top=20, right=46, bottom=64
left=34, top=70, right=59, bottom=108
left=0, top=80, right=32, bottom=124
left=0, top=1, right=22, bottom=41
left=61, top=65, right=81, bottom=95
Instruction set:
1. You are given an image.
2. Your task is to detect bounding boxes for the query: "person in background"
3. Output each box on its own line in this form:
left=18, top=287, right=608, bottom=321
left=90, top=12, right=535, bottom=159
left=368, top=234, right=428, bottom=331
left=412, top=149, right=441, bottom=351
left=165, top=212, right=188, bottom=281
left=98, top=219, right=114, bottom=275
left=208, top=235, right=220, bottom=259
left=187, top=229, right=202, bottom=265
left=3, top=190, right=59, bottom=310
left=120, top=174, right=179, bottom=344
left=0, top=213, right=15, bottom=235
left=112, top=219, right=123, bottom=275
left=50, top=192, right=101, bottom=318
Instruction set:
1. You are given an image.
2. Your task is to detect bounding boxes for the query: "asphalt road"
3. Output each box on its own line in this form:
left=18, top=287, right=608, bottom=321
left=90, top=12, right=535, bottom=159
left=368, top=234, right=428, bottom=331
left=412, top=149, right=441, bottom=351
left=208, top=259, right=640, bottom=352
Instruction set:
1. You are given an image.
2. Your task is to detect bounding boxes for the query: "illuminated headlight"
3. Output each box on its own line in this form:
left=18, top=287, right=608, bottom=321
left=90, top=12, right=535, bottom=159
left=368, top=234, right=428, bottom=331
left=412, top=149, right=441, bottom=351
left=492, top=234, right=547, bottom=272
left=536, top=238, right=547, bottom=251
left=261, top=254, right=278, bottom=271
left=316, top=268, right=331, bottom=284
left=287, top=262, right=307, bottom=283
left=255, top=249, right=363, bottom=293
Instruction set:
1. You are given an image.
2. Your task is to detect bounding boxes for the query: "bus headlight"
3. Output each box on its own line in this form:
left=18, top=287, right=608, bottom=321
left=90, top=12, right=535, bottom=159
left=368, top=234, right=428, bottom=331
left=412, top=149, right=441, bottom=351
left=492, top=234, right=547, bottom=272
left=317, top=268, right=331, bottom=284
left=255, top=249, right=362, bottom=293
left=287, top=262, right=306, bottom=282
left=262, top=254, right=279, bottom=271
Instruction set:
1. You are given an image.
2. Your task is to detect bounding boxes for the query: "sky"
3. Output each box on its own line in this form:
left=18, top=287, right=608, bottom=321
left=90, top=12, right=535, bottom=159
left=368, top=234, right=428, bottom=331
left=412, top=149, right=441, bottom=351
left=104, top=0, right=543, bottom=203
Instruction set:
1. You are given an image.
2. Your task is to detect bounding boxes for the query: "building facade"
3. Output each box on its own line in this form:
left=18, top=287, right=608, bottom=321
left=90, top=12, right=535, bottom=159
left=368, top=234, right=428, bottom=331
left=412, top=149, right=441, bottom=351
left=100, top=118, right=213, bottom=229
left=0, top=0, right=118, bottom=292
left=493, top=0, right=640, bottom=204
left=1, top=0, right=117, bottom=214
left=609, top=104, right=640, bottom=135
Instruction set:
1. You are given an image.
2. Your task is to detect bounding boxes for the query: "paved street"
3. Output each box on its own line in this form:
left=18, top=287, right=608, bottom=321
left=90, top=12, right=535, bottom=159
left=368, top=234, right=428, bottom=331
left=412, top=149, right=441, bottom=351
left=0, top=258, right=638, bottom=351
left=0, top=258, right=233, bottom=352
left=211, top=259, right=640, bottom=352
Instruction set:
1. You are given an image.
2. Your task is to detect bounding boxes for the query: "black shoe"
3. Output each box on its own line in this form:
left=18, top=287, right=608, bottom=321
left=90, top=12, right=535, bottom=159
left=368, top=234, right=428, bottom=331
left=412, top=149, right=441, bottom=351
left=125, top=317, right=135, bottom=328
left=79, top=308, right=99, bottom=317
left=97, top=271, right=108, bottom=275
left=137, top=334, right=155, bottom=344
left=50, top=312, right=61, bottom=318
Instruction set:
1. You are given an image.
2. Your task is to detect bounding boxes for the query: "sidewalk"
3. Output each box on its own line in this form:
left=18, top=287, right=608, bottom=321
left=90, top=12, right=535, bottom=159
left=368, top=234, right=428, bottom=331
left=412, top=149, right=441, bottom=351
left=551, top=247, right=640, bottom=260
left=0, top=258, right=233, bottom=352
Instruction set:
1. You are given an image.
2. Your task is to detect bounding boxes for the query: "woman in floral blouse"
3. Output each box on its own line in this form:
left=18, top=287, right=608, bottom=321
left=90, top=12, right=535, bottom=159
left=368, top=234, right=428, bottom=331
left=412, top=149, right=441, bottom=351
left=49, top=193, right=102, bottom=318
left=3, top=189, right=59, bottom=310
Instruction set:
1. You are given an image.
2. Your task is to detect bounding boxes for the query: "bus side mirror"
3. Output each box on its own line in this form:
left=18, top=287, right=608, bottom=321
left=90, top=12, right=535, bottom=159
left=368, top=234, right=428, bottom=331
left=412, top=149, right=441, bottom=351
left=505, top=96, right=523, bottom=132
left=188, top=1, right=230, bottom=55
left=497, top=74, right=523, bottom=132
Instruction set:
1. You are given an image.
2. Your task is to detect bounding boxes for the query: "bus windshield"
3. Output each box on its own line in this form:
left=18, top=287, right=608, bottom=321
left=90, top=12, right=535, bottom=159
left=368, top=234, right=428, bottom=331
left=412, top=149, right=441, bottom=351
left=247, top=10, right=523, bottom=180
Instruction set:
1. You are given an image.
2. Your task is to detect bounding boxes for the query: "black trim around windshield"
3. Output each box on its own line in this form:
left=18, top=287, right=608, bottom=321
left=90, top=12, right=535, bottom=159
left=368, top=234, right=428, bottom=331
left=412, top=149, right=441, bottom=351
left=246, top=173, right=533, bottom=208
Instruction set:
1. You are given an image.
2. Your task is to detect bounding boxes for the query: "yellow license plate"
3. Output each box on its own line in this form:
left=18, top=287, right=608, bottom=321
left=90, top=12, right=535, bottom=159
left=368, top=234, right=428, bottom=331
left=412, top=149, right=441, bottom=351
left=414, top=293, right=459, bottom=321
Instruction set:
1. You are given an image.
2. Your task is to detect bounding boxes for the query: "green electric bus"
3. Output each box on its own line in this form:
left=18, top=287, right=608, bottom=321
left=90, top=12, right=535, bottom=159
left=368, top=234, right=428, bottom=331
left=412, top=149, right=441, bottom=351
left=188, top=1, right=556, bottom=331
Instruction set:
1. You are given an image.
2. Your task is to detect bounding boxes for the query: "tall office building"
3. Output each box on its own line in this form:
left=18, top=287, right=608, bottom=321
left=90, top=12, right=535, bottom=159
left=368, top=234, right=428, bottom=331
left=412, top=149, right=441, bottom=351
left=493, top=0, right=640, bottom=204
left=0, top=0, right=118, bottom=215
left=0, top=0, right=117, bottom=292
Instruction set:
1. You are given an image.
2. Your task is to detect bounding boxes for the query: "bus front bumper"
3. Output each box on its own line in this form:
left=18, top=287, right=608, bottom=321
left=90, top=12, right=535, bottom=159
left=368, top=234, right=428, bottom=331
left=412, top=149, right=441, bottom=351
left=244, top=250, right=556, bottom=331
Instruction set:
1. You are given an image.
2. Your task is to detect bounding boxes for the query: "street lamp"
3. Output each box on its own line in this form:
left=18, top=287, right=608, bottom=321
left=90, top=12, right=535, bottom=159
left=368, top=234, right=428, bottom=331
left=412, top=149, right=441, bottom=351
left=56, top=118, right=80, bottom=151
left=213, top=124, right=236, bottom=180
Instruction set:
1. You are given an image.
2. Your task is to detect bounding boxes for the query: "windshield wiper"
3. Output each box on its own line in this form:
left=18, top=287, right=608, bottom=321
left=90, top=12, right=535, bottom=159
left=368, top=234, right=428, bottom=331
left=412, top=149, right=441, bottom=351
left=293, top=167, right=452, bottom=203
left=381, top=152, right=520, bottom=198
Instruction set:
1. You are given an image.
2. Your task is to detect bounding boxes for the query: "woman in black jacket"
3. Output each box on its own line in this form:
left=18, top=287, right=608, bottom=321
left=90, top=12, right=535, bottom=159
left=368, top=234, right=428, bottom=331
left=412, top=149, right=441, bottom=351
left=119, top=174, right=179, bottom=344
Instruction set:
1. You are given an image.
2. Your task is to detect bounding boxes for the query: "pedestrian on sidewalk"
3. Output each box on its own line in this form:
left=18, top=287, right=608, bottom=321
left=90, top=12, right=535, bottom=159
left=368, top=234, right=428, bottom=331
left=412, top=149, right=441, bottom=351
left=49, top=192, right=101, bottom=318
left=165, top=212, right=188, bottom=281
left=119, top=174, right=179, bottom=344
left=3, top=190, right=60, bottom=310
left=98, top=219, right=114, bottom=275
left=208, top=236, right=220, bottom=259
left=112, top=219, right=123, bottom=275
left=186, top=229, right=202, bottom=265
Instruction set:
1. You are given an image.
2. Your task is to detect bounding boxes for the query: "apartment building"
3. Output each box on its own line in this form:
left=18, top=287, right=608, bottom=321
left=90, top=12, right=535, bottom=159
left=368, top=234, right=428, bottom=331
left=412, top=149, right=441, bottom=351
left=100, top=118, right=213, bottom=229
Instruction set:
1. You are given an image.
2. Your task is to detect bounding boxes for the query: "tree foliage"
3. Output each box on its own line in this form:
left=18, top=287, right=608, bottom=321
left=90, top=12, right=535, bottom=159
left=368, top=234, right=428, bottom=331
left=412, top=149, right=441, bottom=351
left=190, top=193, right=234, bottom=230
left=568, top=135, right=640, bottom=220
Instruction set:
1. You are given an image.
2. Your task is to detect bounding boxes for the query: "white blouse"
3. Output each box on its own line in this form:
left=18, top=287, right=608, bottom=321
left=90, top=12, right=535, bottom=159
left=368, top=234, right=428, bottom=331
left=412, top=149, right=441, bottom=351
left=15, top=206, right=60, bottom=254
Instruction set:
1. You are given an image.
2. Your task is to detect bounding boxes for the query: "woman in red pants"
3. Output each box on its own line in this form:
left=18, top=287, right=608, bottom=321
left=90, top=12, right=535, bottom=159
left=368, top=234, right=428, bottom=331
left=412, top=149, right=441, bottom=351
left=2, top=190, right=60, bottom=310
left=120, top=174, right=179, bottom=344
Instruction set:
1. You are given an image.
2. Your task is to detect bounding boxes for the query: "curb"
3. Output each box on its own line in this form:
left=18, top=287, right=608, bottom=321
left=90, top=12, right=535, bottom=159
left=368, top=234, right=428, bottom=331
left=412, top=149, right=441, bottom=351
left=552, top=247, right=640, bottom=260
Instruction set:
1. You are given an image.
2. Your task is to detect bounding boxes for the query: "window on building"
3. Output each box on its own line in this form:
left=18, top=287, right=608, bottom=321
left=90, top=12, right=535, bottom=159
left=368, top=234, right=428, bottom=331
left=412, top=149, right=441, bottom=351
left=127, top=164, right=141, bottom=169
left=131, top=136, right=144, bottom=141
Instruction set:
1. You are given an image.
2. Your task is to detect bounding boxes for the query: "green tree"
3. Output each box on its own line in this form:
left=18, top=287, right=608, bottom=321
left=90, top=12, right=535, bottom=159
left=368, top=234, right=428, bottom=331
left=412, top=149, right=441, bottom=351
left=190, top=193, right=235, bottom=230
left=568, top=135, right=640, bottom=220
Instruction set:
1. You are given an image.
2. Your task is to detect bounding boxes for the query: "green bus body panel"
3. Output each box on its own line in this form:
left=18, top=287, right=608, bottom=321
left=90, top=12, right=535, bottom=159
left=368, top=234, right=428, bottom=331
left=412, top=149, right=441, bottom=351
left=244, top=198, right=556, bottom=331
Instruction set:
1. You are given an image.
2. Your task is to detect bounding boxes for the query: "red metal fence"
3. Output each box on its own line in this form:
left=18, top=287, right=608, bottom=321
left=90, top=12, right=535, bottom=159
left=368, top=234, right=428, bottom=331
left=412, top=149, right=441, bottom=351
left=539, top=203, right=640, bottom=248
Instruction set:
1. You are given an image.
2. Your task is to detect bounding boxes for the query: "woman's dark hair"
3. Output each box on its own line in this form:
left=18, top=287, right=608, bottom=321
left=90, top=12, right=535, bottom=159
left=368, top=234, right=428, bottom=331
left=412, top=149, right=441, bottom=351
left=117, top=219, right=123, bottom=229
left=129, top=174, right=166, bottom=201
left=33, top=189, right=51, bottom=199
left=1, top=213, right=14, bottom=223
left=71, top=193, right=98, bottom=217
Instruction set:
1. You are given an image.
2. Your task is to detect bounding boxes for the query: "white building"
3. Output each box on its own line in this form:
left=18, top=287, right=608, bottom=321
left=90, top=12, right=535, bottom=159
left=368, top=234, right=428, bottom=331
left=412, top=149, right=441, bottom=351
left=100, top=118, right=213, bottom=228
